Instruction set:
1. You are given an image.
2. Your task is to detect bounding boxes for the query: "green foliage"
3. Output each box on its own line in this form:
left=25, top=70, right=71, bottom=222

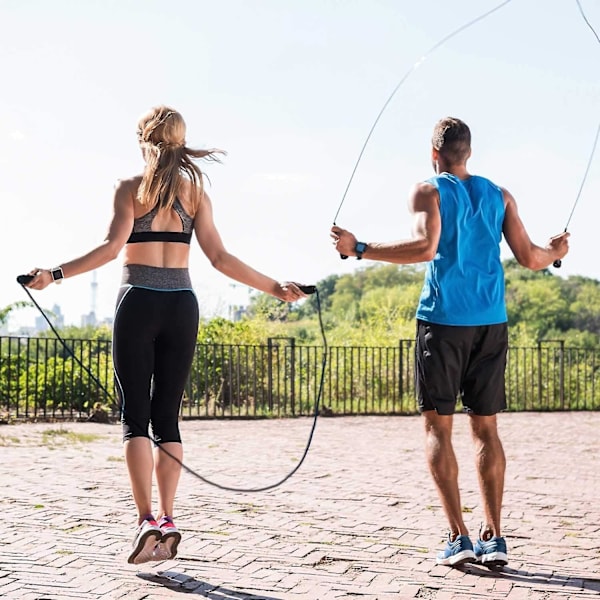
left=5, top=261, right=600, bottom=419
left=39, top=324, right=112, bottom=341
left=505, top=276, right=569, bottom=339
left=233, top=261, right=600, bottom=349
left=246, top=293, right=294, bottom=322
left=297, top=274, right=339, bottom=317
left=566, top=279, right=600, bottom=335
left=197, top=315, right=287, bottom=345
left=0, top=301, right=31, bottom=326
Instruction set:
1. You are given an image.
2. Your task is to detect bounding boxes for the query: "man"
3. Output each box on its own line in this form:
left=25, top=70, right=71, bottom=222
left=331, top=117, right=569, bottom=568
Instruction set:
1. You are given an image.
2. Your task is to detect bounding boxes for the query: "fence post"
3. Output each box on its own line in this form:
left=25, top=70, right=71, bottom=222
left=267, top=337, right=296, bottom=417
left=536, top=341, right=542, bottom=408
left=558, top=340, right=565, bottom=409
left=398, top=339, right=404, bottom=402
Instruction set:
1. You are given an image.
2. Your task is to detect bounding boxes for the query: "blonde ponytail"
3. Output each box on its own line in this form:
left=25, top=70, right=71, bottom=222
left=136, top=106, right=225, bottom=210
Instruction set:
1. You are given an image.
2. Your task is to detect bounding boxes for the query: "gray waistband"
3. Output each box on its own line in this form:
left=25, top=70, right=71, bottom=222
left=121, top=264, right=192, bottom=290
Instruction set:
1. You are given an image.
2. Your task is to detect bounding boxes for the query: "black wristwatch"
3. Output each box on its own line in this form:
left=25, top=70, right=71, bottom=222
left=50, top=266, right=64, bottom=284
left=354, top=241, right=368, bottom=260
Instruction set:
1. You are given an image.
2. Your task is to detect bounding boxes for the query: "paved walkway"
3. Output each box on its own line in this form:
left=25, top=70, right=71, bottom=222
left=1, top=412, right=599, bottom=600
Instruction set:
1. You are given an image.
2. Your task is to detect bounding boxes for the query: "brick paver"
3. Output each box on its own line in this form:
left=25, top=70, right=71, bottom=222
left=1, top=412, right=599, bottom=599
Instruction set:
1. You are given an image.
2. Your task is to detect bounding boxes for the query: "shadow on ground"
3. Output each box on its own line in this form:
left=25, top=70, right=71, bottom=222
left=458, top=563, right=600, bottom=593
left=137, top=570, right=283, bottom=599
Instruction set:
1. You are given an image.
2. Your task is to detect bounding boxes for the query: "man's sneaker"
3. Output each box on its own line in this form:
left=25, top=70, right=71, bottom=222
left=127, top=515, right=162, bottom=565
left=474, top=535, right=508, bottom=569
left=436, top=534, right=477, bottom=566
left=152, top=515, right=182, bottom=561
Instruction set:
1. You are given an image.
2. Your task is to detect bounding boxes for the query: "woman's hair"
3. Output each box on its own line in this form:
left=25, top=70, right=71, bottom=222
left=136, top=105, right=225, bottom=210
left=431, top=117, right=471, bottom=166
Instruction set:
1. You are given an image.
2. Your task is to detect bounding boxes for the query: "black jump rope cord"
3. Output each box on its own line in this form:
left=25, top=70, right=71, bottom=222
left=18, top=281, right=327, bottom=493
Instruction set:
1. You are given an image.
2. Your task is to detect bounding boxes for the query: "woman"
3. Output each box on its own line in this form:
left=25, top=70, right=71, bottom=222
left=24, top=105, right=308, bottom=564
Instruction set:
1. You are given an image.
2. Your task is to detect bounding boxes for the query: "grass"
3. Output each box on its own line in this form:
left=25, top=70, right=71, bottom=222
left=65, top=524, right=88, bottom=533
left=0, top=435, right=21, bottom=446
left=41, top=428, right=101, bottom=446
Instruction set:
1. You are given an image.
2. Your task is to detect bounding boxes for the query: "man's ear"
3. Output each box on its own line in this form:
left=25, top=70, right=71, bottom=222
left=431, top=147, right=440, bottom=172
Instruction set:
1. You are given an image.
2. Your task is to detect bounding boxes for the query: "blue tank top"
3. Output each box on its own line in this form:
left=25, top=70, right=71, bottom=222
left=415, top=173, right=507, bottom=326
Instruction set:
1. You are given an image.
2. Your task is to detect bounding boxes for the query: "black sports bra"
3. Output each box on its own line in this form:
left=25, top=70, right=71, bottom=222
left=127, top=198, right=194, bottom=244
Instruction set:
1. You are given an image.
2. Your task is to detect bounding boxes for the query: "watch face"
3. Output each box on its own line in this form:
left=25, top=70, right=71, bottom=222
left=356, top=242, right=367, bottom=253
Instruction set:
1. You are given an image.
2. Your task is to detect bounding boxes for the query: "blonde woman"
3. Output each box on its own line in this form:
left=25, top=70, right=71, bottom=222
left=24, top=105, right=308, bottom=564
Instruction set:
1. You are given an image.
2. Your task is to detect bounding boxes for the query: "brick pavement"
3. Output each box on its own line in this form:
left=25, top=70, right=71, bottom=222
left=0, top=412, right=599, bottom=599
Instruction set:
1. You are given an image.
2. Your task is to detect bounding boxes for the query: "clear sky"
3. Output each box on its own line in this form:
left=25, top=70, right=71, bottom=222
left=2, top=0, right=599, bottom=330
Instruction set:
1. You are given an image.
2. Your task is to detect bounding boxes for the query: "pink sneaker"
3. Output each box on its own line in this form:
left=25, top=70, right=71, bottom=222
left=152, top=516, right=181, bottom=561
left=127, top=516, right=162, bottom=564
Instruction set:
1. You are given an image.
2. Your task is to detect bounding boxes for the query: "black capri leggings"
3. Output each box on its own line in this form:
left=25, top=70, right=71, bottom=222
left=113, top=286, right=199, bottom=443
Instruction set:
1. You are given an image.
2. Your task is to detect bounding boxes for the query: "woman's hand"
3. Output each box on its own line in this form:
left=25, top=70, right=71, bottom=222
left=23, top=269, right=54, bottom=291
left=273, top=281, right=309, bottom=302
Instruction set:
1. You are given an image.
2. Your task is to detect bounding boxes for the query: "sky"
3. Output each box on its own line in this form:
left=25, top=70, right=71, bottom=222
left=1, top=0, right=599, bottom=330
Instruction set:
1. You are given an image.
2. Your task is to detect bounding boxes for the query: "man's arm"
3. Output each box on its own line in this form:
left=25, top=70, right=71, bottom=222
left=331, top=181, right=441, bottom=264
left=502, top=188, right=569, bottom=270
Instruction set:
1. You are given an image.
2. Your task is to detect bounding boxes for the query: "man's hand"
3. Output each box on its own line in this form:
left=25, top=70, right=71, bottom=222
left=547, top=231, right=570, bottom=261
left=330, top=225, right=358, bottom=258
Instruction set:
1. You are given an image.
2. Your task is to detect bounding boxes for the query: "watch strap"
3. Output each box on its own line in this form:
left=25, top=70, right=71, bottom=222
left=354, top=241, right=368, bottom=260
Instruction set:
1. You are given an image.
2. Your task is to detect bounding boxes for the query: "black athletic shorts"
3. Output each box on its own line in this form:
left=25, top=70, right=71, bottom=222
left=415, top=319, right=508, bottom=416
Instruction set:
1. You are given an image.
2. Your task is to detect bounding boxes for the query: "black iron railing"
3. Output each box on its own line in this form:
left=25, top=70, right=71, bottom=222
left=1, top=336, right=599, bottom=421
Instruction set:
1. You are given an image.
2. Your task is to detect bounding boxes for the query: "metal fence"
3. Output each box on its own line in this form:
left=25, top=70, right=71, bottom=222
left=0, top=336, right=599, bottom=421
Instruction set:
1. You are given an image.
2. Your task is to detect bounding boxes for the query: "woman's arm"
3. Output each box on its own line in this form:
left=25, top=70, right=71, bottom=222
left=193, top=191, right=305, bottom=302
left=25, top=179, right=135, bottom=290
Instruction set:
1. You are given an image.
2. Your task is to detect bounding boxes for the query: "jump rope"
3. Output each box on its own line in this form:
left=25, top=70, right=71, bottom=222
left=16, top=0, right=598, bottom=492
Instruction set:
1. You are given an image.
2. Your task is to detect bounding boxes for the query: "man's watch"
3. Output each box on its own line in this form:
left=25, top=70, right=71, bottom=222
left=50, top=266, right=64, bottom=284
left=354, top=241, right=368, bottom=260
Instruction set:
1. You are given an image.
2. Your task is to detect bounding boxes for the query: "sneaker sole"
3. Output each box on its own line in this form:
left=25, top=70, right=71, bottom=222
left=478, top=551, right=508, bottom=569
left=128, top=529, right=162, bottom=565
left=436, top=549, right=477, bottom=566
left=151, top=530, right=182, bottom=561
left=161, top=530, right=182, bottom=560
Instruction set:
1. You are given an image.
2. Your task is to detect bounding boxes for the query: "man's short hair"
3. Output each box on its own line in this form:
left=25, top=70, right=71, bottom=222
left=432, top=117, right=471, bottom=165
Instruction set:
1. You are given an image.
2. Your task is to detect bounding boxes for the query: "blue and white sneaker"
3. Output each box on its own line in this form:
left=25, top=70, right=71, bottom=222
left=436, top=534, right=476, bottom=566
left=474, top=535, right=508, bottom=569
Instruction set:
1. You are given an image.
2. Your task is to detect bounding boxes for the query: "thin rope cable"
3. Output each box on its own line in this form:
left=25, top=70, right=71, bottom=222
left=576, top=0, right=600, bottom=44
left=563, top=121, right=600, bottom=232
left=332, top=0, right=514, bottom=224
left=554, top=0, right=600, bottom=267
left=569, top=0, right=600, bottom=232
left=19, top=282, right=327, bottom=492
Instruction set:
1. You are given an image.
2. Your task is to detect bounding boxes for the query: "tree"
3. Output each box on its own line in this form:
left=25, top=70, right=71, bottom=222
left=0, top=301, right=30, bottom=327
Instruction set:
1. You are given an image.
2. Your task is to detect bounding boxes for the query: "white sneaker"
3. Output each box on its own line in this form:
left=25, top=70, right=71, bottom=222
left=152, top=516, right=181, bottom=561
left=127, top=516, right=162, bottom=565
